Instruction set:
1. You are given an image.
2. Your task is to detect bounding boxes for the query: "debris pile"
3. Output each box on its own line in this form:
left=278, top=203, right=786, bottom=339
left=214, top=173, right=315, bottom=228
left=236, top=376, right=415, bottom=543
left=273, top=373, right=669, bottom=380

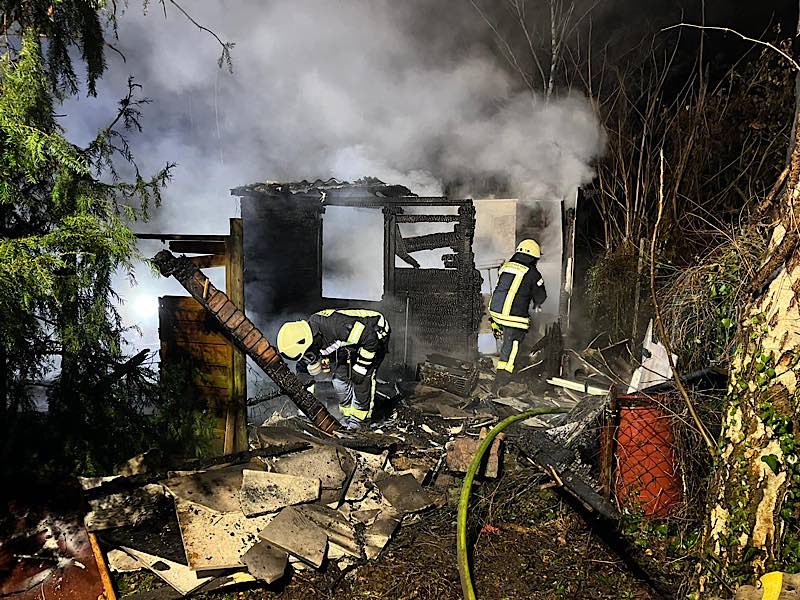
left=79, top=425, right=437, bottom=595
left=61, top=339, right=671, bottom=598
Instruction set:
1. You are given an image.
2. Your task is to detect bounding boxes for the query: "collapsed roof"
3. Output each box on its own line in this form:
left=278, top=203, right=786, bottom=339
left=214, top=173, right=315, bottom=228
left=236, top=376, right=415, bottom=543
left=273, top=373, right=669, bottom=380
left=231, top=177, right=415, bottom=201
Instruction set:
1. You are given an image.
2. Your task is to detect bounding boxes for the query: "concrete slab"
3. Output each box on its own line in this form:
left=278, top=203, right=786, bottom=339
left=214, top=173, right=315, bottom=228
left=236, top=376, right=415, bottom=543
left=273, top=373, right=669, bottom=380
left=240, top=541, right=288, bottom=583
left=163, top=464, right=260, bottom=513
left=240, top=470, right=320, bottom=517
left=259, top=506, right=327, bottom=568
left=364, top=507, right=401, bottom=560
left=174, top=500, right=272, bottom=571
left=296, top=504, right=362, bottom=558
left=376, top=474, right=433, bottom=514
left=271, top=446, right=355, bottom=506
left=120, top=546, right=215, bottom=595
left=106, top=548, right=142, bottom=573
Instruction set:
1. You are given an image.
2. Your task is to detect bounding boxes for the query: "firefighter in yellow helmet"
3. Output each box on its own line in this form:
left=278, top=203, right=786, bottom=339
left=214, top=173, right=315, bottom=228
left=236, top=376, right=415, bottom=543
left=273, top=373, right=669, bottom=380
left=488, top=239, right=547, bottom=392
left=277, top=309, right=391, bottom=430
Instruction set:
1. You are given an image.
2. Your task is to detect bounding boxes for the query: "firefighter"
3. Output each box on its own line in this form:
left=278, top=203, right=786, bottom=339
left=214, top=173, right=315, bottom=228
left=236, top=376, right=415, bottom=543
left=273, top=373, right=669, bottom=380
left=488, top=239, right=547, bottom=392
left=276, top=309, right=391, bottom=429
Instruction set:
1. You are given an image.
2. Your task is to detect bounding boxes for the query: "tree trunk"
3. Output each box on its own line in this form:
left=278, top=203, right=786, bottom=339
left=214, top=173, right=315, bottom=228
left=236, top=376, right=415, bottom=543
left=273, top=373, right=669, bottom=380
left=700, top=110, right=800, bottom=596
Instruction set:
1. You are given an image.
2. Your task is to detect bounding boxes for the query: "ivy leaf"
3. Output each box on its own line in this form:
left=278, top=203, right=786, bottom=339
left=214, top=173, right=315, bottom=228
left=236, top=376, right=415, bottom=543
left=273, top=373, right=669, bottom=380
left=762, top=454, right=781, bottom=475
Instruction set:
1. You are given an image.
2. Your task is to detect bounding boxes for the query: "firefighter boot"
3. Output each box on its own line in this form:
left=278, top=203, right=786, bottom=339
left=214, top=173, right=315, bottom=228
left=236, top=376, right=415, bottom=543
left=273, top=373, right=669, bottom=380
left=492, top=369, right=512, bottom=395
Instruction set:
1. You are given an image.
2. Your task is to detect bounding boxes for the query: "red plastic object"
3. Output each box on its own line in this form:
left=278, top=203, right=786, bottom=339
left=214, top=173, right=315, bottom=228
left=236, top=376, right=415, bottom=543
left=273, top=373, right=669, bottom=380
left=613, top=395, right=682, bottom=518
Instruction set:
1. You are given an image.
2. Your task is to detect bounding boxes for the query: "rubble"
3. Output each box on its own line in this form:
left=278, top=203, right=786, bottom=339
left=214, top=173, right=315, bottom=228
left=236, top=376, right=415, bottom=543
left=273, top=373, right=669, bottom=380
left=77, top=359, right=624, bottom=597
left=376, top=473, right=435, bottom=514
left=163, top=463, right=252, bottom=513
left=240, top=541, right=288, bottom=583
left=270, top=444, right=356, bottom=506
left=446, top=430, right=505, bottom=478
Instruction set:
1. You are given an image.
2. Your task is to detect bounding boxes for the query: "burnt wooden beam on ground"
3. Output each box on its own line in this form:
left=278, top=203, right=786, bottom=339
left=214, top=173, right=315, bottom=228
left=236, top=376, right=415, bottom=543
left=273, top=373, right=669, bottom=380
left=152, top=250, right=340, bottom=433
left=513, top=428, right=620, bottom=521
left=82, top=442, right=312, bottom=500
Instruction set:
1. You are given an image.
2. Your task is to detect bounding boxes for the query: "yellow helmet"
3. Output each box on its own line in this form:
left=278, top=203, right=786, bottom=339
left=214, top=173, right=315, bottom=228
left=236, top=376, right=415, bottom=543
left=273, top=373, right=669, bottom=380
left=516, top=239, right=541, bottom=258
left=276, top=320, right=313, bottom=360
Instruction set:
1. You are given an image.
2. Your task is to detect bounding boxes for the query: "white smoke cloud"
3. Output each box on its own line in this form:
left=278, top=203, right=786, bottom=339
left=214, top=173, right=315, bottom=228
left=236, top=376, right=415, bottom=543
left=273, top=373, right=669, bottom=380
left=59, top=0, right=604, bottom=351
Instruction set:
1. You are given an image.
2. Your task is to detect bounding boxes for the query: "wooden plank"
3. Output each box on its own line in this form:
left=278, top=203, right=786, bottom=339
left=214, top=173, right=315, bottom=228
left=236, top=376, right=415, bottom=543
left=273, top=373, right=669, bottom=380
left=168, top=240, right=227, bottom=255
left=89, top=533, right=117, bottom=600
left=192, top=365, right=232, bottom=389
left=189, top=254, right=226, bottom=269
left=161, top=342, right=233, bottom=367
left=228, top=218, right=248, bottom=453
left=159, top=296, right=212, bottom=322
left=136, top=233, right=227, bottom=241
left=547, top=377, right=609, bottom=396
left=223, top=409, right=235, bottom=454
left=159, top=320, right=230, bottom=345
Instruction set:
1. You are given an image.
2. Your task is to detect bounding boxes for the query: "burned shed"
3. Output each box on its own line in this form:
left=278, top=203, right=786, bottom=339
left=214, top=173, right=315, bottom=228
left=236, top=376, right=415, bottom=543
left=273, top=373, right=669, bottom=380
left=231, top=178, right=484, bottom=370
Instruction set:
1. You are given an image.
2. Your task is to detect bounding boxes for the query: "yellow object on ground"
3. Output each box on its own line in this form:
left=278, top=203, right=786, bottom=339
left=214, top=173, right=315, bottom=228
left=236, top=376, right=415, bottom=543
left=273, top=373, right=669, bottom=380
left=760, top=572, right=783, bottom=600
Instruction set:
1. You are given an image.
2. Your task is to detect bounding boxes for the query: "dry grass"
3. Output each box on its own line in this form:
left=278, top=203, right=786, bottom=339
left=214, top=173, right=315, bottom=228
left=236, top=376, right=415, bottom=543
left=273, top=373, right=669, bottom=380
left=659, top=227, right=768, bottom=372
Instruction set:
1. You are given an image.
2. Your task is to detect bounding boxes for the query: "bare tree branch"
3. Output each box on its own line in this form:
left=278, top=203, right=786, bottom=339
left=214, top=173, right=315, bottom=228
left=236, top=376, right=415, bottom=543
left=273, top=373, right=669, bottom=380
left=160, top=0, right=235, bottom=72
left=662, top=23, right=800, bottom=72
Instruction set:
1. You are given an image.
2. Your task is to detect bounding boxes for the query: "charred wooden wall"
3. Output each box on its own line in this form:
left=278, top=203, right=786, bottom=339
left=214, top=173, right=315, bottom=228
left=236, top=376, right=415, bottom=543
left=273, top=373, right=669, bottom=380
left=235, top=188, right=482, bottom=371
left=240, top=195, right=324, bottom=317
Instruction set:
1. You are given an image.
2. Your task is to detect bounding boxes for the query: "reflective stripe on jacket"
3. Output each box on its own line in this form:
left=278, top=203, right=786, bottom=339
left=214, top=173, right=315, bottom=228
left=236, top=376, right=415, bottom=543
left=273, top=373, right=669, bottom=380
left=488, top=252, right=546, bottom=330
left=308, top=309, right=390, bottom=374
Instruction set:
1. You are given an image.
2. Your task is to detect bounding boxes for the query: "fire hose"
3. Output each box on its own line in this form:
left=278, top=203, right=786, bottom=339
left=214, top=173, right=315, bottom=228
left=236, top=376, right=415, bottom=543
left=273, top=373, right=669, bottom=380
left=457, top=407, right=569, bottom=600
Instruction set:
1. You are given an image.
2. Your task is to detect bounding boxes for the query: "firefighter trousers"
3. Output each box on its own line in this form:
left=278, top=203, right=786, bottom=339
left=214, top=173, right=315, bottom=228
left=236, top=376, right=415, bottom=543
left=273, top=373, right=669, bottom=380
left=497, top=325, right=527, bottom=374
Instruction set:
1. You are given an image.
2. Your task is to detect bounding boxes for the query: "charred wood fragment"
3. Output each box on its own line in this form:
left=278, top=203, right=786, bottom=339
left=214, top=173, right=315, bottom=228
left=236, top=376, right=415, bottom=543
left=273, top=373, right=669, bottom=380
left=401, top=231, right=459, bottom=253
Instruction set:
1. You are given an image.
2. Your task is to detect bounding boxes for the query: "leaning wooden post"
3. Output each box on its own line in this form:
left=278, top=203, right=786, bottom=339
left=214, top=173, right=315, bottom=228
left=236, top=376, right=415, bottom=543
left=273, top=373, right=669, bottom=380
left=152, top=249, right=340, bottom=433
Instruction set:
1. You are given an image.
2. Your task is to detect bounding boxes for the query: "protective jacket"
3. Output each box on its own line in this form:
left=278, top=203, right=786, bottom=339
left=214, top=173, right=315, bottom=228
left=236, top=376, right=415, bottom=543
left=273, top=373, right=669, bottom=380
left=489, top=252, right=547, bottom=330
left=306, top=309, right=390, bottom=377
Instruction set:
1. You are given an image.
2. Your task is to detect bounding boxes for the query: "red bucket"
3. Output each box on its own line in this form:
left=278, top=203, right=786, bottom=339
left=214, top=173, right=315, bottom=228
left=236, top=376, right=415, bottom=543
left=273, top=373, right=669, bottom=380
left=613, top=395, right=681, bottom=518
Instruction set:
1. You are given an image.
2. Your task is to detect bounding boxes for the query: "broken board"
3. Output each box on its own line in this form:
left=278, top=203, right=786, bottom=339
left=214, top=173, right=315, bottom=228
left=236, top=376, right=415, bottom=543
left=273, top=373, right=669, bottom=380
left=240, top=541, right=288, bottom=584
left=174, top=500, right=272, bottom=571
left=270, top=446, right=355, bottom=505
left=259, top=505, right=328, bottom=568
left=296, top=504, right=362, bottom=558
left=120, top=546, right=215, bottom=595
left=240, top=470, right=320, bottom=516
left=163, top=463, right=259, bottom=513
left=376, top=473, right=433, bottom=514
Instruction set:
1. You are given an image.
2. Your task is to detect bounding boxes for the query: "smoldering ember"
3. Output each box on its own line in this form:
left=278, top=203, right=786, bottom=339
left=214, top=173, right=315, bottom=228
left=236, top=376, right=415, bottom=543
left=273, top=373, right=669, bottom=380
left=7, top=3, right=800, bottom=600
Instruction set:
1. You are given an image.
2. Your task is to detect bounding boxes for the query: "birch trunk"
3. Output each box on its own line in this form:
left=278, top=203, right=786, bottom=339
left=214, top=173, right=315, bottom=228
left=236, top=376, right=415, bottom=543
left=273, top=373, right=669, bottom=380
left=700, top=115, right=800, bottom=596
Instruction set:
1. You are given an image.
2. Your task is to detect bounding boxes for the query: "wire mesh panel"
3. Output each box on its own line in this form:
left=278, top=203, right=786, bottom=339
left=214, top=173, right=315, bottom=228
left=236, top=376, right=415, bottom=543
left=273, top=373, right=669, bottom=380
left=612, top=394, right=682, bottom=518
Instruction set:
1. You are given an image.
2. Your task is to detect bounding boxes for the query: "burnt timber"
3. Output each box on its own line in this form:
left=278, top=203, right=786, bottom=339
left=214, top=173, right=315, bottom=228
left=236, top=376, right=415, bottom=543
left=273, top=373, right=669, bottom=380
left=152, top=250, right=340, bottom=433
left=231, top=177, right=484, bottom=371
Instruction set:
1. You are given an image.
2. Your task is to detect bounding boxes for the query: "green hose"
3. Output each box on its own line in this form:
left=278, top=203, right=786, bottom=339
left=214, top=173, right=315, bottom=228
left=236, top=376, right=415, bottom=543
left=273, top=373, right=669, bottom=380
left=457, top=407, right=569, bottom=600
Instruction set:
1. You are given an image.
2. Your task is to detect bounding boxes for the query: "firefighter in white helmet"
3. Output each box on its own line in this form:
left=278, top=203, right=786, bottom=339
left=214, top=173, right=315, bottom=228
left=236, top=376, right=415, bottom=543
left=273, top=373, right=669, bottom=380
left=488, top=239, right=547, bottom=392
left=277, top=309, right=391, bottom=430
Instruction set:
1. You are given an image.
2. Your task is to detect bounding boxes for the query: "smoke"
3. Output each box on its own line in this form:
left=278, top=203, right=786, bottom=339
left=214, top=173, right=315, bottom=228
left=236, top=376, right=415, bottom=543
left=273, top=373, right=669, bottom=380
left=59, top=0, right=605, bottom=351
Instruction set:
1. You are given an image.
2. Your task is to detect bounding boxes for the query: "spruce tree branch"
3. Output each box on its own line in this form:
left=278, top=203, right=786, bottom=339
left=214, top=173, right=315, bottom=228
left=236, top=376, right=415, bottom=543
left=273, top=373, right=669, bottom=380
left=650, top=148, right=716, bottom=453
left=662, top=23, right=800, bottom=72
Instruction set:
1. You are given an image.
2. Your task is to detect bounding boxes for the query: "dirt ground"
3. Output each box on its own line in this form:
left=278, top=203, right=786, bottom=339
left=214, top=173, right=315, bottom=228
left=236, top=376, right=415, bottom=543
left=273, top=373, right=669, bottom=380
left=116, top=462, right=659, bottom=600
